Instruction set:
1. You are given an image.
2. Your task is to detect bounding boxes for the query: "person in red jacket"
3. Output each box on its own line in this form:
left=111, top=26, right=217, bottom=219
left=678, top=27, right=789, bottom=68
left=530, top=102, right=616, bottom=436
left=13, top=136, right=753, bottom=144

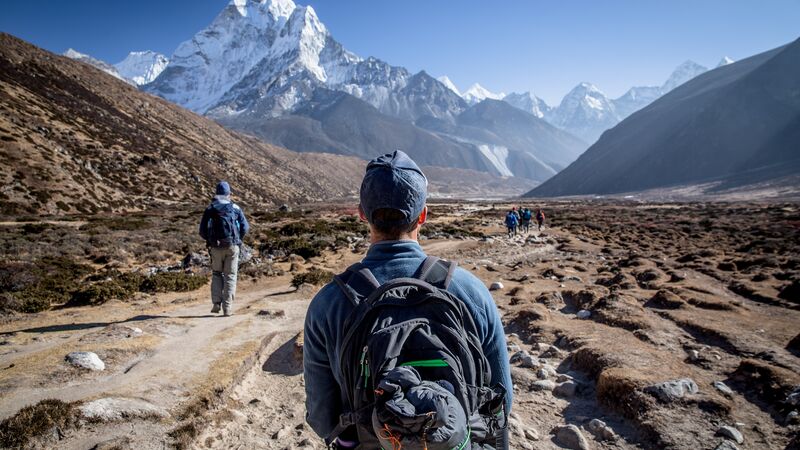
left=535, top=209, right=546, bottom=231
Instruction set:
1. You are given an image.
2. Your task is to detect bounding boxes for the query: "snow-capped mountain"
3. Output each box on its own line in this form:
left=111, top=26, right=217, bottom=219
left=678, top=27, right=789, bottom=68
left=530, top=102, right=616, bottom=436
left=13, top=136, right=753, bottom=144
left=502, top=92, right=551, bottom=119
left=114, top=51, right=169, bottom=85
left=63, top=49, right=130, bottom=83
left=545, top=83, right=620, bottom=143
left=612, top=85, right=662, bottom=119
left=717, top=56, right=735, bottom=67
left=462, top=83, right=505, bottom=105
left=437, top=76, right=461, bottom=96
left=661, top=60, right=708, bottom=92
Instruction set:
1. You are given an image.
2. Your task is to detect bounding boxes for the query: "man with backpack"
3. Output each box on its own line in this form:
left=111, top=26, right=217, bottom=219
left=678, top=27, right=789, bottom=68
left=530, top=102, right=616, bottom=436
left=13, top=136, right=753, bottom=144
left=303, top=151, right=511, bottom=449
left=535, top=209, right=546, bottom=231
left=504, top=209, right=518, bottom=238
left=198, top=181, right=249, bottom=317
left=520, top=208, right=532, bottom=234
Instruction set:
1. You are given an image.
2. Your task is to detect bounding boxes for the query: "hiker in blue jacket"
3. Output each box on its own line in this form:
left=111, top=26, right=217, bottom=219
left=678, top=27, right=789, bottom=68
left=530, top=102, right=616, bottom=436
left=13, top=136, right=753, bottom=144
left=504, top=210, right=519, bottom=238
left=303, top=151, right=511, bottom=449
left=198, top=181, right=249, bottom=316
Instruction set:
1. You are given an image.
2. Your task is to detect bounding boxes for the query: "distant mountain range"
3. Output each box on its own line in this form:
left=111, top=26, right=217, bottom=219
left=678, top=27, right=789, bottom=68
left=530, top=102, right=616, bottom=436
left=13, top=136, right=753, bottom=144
left=527, top=38, right=800, bottom=198
left=64, top=48, right=169, bottom=86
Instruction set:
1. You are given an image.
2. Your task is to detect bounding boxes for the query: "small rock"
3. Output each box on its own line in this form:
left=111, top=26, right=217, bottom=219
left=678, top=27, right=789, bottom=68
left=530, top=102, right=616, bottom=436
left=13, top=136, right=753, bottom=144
left=257, top=309, right=286, bottom=319
left=507, top=343, right=522, bottom=353
left=716, top=425, right=744, bottom=444
left=556, top=373, right=574, bottom=383
left=576, top=309, right=591, bottom=319
left=181, top=252, right=208, bottom=269
left=713, top=441, right=739, bottom=450
left=689, top=349, right=700, bottom=361
left=586, top=418, right=616, bottom=441
left=537, top=365, right=558, bottom=380
left=272, top=425, right=291, bottom=440
left=91, top=437, right=132, bottom=450
left=644, top=378, right=698, bottom=402
left=787, top=386, right=800, bottom=405
left=713, top=381, right=734, bottom=397
left=524, top=428, right=540, bottom=441
left=554, top=381, right=578, bottom=398
left=288, top=254, right=306, bottom=263
left=535, top=343, right=551, bottom=352
left=489, top=281, right=504, bottom=291
left=66, top=351, right=105, bottom=371
left=510, top=351, right=539, bottom=368
left=541, top=346, right=565, bottom=359
left=554, top=424, right=590, bottom=450
left=786, top=410, right=799, bottom=425
left=532, top=380, right=556, bottom=391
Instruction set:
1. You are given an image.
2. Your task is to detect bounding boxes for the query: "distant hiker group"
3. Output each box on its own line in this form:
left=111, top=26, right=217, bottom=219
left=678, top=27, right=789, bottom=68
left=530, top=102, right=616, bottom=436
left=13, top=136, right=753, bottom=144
left=505, top=206, right=545, bottom=237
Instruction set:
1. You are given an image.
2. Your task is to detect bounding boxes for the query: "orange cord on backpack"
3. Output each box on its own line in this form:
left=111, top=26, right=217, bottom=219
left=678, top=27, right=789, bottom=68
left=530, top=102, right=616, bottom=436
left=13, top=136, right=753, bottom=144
left=380, top=423, right=403, bottom=450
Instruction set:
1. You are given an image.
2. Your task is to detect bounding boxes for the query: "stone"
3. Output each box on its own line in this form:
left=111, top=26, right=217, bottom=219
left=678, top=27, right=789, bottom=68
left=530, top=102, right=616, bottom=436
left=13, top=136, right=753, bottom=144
left=507, top=343, right=522, bottom=353
left=238, top=243, right=254, bottom=265
left=181, top=252, right=208, bottom=269
left=689, top=349, right=701, bottom=361
left=716, top=426, right=744, bottom=444
left=79, top=397, right=168, bottom=422
left=510, top=351, right=539, bottom=368
left=541, top=346, right=565, bottom=359
left=554, top=381, right=578, bottom=398
left=787, top=386, right=800, bottom=405
left=66, top=351, right=105, bottom=371
left=786, top=410, right=799, bottom=425
left=537, top=365, right=557, bottom=380
left=713, top=381, right=734, bottom=397
left=523, top=428, right=540, bottom=441
left=272, top=425, right=291, bottom=440
left=91, top=437, right=132, bottom=450
left=713, top=441, right=739, bottom=450
left=288, top=254, right=306, bottom=263
left=586, top=418, right=616, bottom=441
left=556, top=374, right=574, bottom=383
left=554, top=424, right=590, bottom=450
left=644, top=378, right=698, bottom=402
left=278, top=204, right=291, bottom=212
left=576, top=309, right=591, bottom=319
left=535, top=343, right=551, bottom=352
left=532, top=380, right=556, bottom=391
left=489, top=282, right=504, bottom=291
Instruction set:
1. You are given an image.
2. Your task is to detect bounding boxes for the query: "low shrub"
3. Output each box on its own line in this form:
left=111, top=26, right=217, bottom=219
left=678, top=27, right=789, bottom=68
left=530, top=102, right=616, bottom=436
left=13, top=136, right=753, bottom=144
left=291, top=268, right=334, bottom=288
left=0, top=399, right=81, bottom=448
left=140, top=272, right=208, bottom=293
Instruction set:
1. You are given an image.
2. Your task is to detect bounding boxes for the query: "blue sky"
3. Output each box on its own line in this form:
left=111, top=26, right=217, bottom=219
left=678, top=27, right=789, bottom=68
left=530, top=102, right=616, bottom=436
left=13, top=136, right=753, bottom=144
left=1, top=0, right=798, bottom=105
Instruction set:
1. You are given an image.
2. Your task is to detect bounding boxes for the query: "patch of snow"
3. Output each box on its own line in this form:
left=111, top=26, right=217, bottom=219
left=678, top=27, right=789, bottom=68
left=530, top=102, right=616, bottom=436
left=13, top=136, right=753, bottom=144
left=114, top=51, right=169, bottom=85
left=437, top=75, right=461, bottom=96
left=717, top=56, right=735, bottom=67
left=463, top=83, right=505, bottom=105
left=477, top=144, right=513, bottom=177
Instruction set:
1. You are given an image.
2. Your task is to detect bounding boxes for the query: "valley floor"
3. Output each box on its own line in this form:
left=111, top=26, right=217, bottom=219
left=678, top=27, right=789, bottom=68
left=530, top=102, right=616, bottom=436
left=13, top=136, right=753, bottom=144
left=1, top=202, right=798, bottom=449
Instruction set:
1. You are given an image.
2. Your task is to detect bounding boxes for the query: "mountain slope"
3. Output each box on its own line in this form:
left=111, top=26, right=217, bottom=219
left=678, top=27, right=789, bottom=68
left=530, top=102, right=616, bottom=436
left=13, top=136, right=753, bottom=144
left=114, top=51, right=169, bottom=85
left=527, top=39, right=800, bottom=197
left=0, top=33, right=365, bottom=215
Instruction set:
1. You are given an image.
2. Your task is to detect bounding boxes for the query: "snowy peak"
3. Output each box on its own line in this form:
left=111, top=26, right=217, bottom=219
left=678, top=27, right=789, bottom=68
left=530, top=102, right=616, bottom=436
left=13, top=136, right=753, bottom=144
left=463, top=83, right=505, bottom=105
left=560, top=82, right=612, bottom=111
left=63, top=48, right=130, bottom=84
left=114, top=51, right=168, bottom=85
left=437, top=76, right=461, bottom=96
left=502, top=91, right=550, bottom=118
left=717, top=56, right=735, bottom=67
left=662, top=60, right=708, bottom=92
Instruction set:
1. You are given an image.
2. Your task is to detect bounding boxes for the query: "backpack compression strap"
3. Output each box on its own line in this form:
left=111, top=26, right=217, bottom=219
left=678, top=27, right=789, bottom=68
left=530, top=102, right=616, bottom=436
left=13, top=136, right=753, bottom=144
left=333, top=262, right=381, bottom=307
left=416, top=256, right=457, bottom=289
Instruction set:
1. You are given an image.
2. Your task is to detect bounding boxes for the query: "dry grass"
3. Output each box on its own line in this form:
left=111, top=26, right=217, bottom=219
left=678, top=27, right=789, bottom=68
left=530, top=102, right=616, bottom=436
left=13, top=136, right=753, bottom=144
left=0, top=399, right=81, bottom=448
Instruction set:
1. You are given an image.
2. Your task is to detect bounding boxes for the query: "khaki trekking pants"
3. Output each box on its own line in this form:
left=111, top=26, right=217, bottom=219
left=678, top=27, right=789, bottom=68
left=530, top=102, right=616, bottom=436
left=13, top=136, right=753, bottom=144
left=210, top=245, right=239, bottom=312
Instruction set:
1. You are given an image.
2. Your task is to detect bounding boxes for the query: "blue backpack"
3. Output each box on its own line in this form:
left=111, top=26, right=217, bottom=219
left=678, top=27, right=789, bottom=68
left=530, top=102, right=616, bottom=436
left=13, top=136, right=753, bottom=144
left=522, top=210, right=532, bottom=220
left=205, top=203, right=240, bottom=247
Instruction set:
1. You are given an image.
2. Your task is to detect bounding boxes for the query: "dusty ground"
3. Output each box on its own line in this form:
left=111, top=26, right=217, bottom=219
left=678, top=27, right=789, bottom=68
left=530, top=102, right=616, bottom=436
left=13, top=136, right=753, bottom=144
left=1, top=201, right=798, bottom=449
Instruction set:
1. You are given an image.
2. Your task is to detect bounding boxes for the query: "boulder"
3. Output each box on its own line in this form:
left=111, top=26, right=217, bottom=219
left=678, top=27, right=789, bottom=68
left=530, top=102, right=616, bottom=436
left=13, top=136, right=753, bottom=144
left=66, top=351, right=105, bottom=371
left=576, top=309, right=591, bottom=319
left=510, top=350, right=539, bottom=368
left=79, top=397, right=168, bottom=421
left=713, top=381, right=734, bottom=398
left=554, top=424, right=590, bottom=450
left=489, top=282, right=504, bottom=291
left=532, top=380, right=556, bottom=391
left=181, top=252, right=208, bottom=269
left=644, top=378, right=698, bottom=402
left=537, top=365, right=558, bottom=380
left=238, top=244, right=254, bottom=265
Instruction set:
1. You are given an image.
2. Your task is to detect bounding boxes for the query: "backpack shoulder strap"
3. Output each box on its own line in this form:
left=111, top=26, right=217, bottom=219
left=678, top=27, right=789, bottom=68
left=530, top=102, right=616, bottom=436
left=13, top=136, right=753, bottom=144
left=416, top=256, right=457, bottom=290
left=334, top=262, right=381, bottom=307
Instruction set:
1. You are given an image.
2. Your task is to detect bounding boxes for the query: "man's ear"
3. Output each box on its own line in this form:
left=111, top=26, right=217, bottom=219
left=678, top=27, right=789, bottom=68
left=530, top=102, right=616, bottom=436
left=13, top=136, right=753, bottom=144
left=418, top=206, right=428, bottom=225
left=358, top=205, right=368, bottom=222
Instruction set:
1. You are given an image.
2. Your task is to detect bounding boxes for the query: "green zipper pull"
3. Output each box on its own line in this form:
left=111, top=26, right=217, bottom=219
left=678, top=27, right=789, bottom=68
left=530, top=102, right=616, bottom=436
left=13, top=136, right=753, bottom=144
left=359, top=346, right=369, bottom=388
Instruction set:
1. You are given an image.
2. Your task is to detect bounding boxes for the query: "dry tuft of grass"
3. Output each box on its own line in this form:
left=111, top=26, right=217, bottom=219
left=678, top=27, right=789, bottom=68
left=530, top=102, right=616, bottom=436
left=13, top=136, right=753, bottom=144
left=0, top=399, right=81, bottom=448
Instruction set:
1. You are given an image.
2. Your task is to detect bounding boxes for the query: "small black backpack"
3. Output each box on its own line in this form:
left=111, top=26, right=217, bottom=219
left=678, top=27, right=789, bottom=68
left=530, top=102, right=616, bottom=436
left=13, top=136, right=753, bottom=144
left=205, top=203, right=239, bottom=248
left=326, top=257, right=508, bottom=449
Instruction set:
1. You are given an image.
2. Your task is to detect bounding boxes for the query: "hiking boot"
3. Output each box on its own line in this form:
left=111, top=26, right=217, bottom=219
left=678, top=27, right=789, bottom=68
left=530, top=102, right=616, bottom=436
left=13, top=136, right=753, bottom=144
left=211, top=304, right=221, bottom=314
left=223, top=309, right=232, bottom=317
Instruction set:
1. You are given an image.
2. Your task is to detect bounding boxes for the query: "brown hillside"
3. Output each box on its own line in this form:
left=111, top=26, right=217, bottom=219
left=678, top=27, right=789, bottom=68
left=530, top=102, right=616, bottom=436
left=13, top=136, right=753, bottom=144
left=0, top=33, right=365, bottom=215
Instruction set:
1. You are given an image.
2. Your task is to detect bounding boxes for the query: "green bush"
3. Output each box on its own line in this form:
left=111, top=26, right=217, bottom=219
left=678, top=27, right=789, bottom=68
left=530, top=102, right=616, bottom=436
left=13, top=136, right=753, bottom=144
left=291, top=268, right=334, bottom=288
left=140, top=272, right=208, bottom=293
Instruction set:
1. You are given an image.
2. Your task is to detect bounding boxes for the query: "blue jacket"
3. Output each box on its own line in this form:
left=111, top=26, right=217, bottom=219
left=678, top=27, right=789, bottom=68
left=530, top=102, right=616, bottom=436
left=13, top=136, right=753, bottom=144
left=505, top=212, right=518, bottom=227
left=198, top=196, right=249, bottom=245
left=303, top=240, right=512, bottom=440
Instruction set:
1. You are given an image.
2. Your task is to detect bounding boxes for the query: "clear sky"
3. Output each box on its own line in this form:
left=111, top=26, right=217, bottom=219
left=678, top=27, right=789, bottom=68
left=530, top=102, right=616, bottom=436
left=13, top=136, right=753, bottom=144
left=1, top=0, right=798, bottom=105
